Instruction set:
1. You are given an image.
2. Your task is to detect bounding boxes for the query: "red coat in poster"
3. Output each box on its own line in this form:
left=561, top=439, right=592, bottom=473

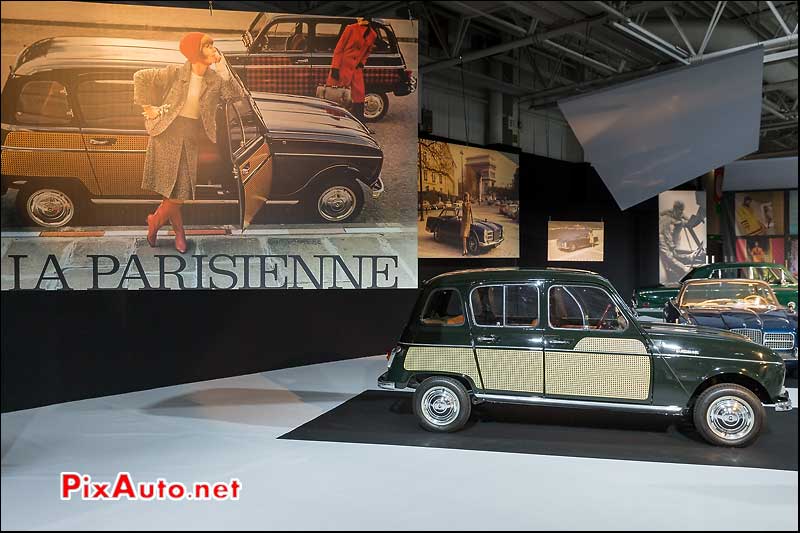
left=326, top=22, right=377, bottom=104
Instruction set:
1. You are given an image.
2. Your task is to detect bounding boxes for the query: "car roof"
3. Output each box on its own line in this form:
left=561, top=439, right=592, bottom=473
left=261, top=13, right=389, bottom=26
left=425, top=267, right=609, bottom=287
left=683, top=278, right=772, bottom=287
left=13, top=37, right=185, bottom=76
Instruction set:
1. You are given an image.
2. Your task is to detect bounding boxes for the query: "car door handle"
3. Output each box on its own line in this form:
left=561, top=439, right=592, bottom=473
left=293, top=58, right=309, bottom=64
left=548, top=339, right=570, bottom=346
left=241, top=162, right=251, bottom=175
left=89, top=138, right=116, bottom=146
left=476, top=335, right=498, bottom=343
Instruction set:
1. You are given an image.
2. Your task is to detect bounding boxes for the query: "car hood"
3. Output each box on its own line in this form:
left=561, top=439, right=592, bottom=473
left=473, top=219, right=502, bottom=232
left=682, top=307, right=797, bottom=331
left=640, top=322, right=782, bottom=363
left=251, top=92, right=379, bottom=150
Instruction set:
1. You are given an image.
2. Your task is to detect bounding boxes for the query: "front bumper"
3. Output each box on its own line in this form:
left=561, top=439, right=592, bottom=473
left=766, top=389, right=793, bottom=412
left=369, top=177, right=385, bottom=199
left=478, top=236, right=504, bottom=249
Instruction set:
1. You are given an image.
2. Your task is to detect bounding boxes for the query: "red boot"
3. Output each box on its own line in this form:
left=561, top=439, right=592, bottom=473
left=168, top=201, right=188, bottom=254
left=146, top=200, right=170, bottom=247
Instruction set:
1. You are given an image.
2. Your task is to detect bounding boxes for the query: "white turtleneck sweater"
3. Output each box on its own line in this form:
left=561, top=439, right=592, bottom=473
left=178, top=55, right=232, bottom=119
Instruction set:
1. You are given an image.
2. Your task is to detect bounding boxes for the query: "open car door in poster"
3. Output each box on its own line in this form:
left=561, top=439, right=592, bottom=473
left=417, top=140, right=519, bottom=258
left=0, top=2, right=419, bottom=290
left=658, top=191, right=707, bottom=285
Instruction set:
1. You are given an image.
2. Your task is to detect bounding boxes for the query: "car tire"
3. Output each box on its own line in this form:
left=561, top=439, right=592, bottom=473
left=309, top=177, right=364, bottom=223
left=363, top=92, right=389, bottom=122
left=413, top=376, right=471, bottom=433
left=692, top=383, right=764, bottom=447
left=467, top=233, right=479, bottom=255
left=16, top=183, right=86, bottom=228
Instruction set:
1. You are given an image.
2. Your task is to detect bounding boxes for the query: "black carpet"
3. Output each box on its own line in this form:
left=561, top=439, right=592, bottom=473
left=280, top=391, right=798, bottom=471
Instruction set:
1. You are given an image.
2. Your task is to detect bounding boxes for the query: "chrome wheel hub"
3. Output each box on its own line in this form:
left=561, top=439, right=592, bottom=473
left=27, top=189, right=75, bottom=227
left=706, top=396, right=755, bottom=441
left=363, top=93, right=384, bottom=119
left=318, top=186, right=357, bottom=222
left=421, top=387, right=460, bottom=426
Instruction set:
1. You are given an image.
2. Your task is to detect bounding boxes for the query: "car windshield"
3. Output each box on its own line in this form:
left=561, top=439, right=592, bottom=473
left=679, top=281, right=779, bottom=310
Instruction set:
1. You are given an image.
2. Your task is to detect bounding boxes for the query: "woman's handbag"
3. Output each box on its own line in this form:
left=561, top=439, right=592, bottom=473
left=315, top=85, right=352, bottom=107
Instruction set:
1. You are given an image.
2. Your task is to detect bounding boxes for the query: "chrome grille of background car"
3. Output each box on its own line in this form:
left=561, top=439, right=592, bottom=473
left=731, top=328, right=764, bottom=345
left=764, top=333, right=795, bottom=351
left=485, top=230, right=494, bottom=242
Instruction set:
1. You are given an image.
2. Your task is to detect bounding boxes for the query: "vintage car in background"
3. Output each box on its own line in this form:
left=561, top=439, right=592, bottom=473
left=664, top=279, right=797, bottom=374
left=556, top=226, right=599, bottom=253
left=633, top=262, right=798, bottom=320
left=0, top=37, right=384, bottom=227
left=378, top=268, right=791, bottom=446
left=215, top=13, right=417, bottom=122
left=424, top=206, right=504, bottom=255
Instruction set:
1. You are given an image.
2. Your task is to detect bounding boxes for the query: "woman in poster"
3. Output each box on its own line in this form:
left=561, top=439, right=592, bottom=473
left=461, top=192, right=473, bottom=256
left=134, top=32, right=243, bottom=253
left=327, top=16, right=377, bottom=124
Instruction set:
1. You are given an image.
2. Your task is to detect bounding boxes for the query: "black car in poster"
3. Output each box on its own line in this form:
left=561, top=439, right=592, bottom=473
left=425, top=206, right=504, bottom=255
left=0, top=37, right=384, bottom=227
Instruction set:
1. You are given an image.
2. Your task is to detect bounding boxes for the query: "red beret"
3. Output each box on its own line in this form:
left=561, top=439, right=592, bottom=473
left=179, top=32, right=209, bottom=63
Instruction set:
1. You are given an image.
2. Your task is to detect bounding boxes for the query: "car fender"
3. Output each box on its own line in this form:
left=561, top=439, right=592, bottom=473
left=287, top=164, right=367, bottom=197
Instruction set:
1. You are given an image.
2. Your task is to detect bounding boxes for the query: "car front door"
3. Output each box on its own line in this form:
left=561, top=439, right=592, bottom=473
left=544, top=283, right=652, bottom=403
left=225, top=98, right=272, bottom=228
left=246, top=20, right=312, bottom=95
left=469, top=283, right=545, bottom=395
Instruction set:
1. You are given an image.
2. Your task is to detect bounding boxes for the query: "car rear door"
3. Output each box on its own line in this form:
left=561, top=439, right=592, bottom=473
left=544, top=283, right=653, bottom=403
left=225, top=98, right=272, bottom=228
left=469, top=283, right=545, bottom=395
left=309, top=21, right=346, bottom=93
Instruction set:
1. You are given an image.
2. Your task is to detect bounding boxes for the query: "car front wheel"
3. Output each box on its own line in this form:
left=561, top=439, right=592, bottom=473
left=363, top=92, right=389, bottom=121
left=413, top=377, right=471, bottom=432
left=467, top=233, right=479, bottom=255
left=310, top=177, right=364, bottom=223
left=693, top=383, right=764, bottom=447
left=17, top=184, right=85, bottom=228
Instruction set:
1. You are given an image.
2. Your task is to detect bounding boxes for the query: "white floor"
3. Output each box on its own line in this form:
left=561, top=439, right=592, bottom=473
left=1, top=356, right=797, bottom=531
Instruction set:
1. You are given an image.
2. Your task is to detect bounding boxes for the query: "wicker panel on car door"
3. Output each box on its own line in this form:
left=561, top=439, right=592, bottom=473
left=475, top=348, right=543, bottom=393
left=404, top=346, right=483, bottom=388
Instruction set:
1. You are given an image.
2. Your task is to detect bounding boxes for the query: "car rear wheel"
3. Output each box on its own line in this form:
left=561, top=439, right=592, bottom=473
left=17, top=184, right=86, bottom=228
left=363, top=92, right=389, bottom=121
left=310, top=177, right=364, bottom=223
left=413, top=377, right=471, bottom=432
left=693, top=383, right=764, bottom=447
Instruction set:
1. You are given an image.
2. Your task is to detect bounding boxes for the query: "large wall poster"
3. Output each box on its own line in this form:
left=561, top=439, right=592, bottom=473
left=0, top=2, right=419, bottom=290
left=735, top=237, right=785, bottom=264
left=734, top=191, right=785, bottom=236
left=547, top=222, right=604, bottom=262
left=788, top=238, right=798, bottom=279
left=658, top=191, right=707, bottom=285
left=789, top=190, right=798, bottom=235
left=417, top=140, right=520, bottom=258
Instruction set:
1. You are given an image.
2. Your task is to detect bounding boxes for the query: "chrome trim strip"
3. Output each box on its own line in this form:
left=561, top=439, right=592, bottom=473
left=263, top=200, right=299, bottom=205
left=86, top=149, right=146, bottom=154
left=474, top=393, right=683, bottom=414
left=546, top=348, right=651, bottom=356
left=399, top=342, right=472, bottom=349
left=657, top=353, right=786, bottom=365
left=273, top=152, right=382, bottom=159
left=474, top=345, right=544, bottom=351
left=2, top=146, right=86, bottom=153
left=2, top=123, right=80, bottom=132
left=91, top=199, right=238, bottom=205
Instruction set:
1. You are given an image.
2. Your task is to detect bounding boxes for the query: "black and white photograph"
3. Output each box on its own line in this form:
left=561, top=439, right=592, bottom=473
left=658, top=191, right=707, bottom=285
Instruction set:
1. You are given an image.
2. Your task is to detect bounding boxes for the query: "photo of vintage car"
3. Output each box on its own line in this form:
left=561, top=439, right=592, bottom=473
left=379, top=268, right=792, bottom=446
left=424, top=206, right=504, bottom=255
left=633, top=262, right=798, bottom=320
left=0, top=37, right=385, bottom=227
left=664, top=278, right=798, bottom=374
left=216, top=13, right=417, bottom=122
left=556, top=227, right=599, bottom=252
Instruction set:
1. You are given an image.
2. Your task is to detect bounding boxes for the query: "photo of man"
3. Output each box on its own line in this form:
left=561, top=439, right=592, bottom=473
left=658, top=191, right=707, bottom=285
left=735, top=191, right=785, bottom=236
left=736, top=237, right=785, bottom=264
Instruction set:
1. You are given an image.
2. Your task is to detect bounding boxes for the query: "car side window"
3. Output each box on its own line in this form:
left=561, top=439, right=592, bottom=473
left=77, top=79, right=144, bottom=130
left=372, top=26, right=397, bottom=54
left=228, top=99, right=261, bottom=149
left=421, top=289, right=465, bottom=326
left=314, top=22, right=346, bottom=52
left=266, top=22, right=309, bottom=51
left=471, top=286, right=503, bottom=326
left=16, top=80, right=72, bottom=125
left=505, top=285, right=539, bottom=327
left=549, top=285, right=628, bottom=331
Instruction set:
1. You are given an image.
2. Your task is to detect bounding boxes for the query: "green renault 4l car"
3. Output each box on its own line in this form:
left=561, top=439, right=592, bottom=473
left=378, top=268, right=792, bottom=447
left=633, top=262, right=798, bottom=320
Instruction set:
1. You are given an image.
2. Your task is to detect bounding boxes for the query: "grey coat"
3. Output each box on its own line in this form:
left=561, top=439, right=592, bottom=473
left=133, top=60, right=244, bottom=198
